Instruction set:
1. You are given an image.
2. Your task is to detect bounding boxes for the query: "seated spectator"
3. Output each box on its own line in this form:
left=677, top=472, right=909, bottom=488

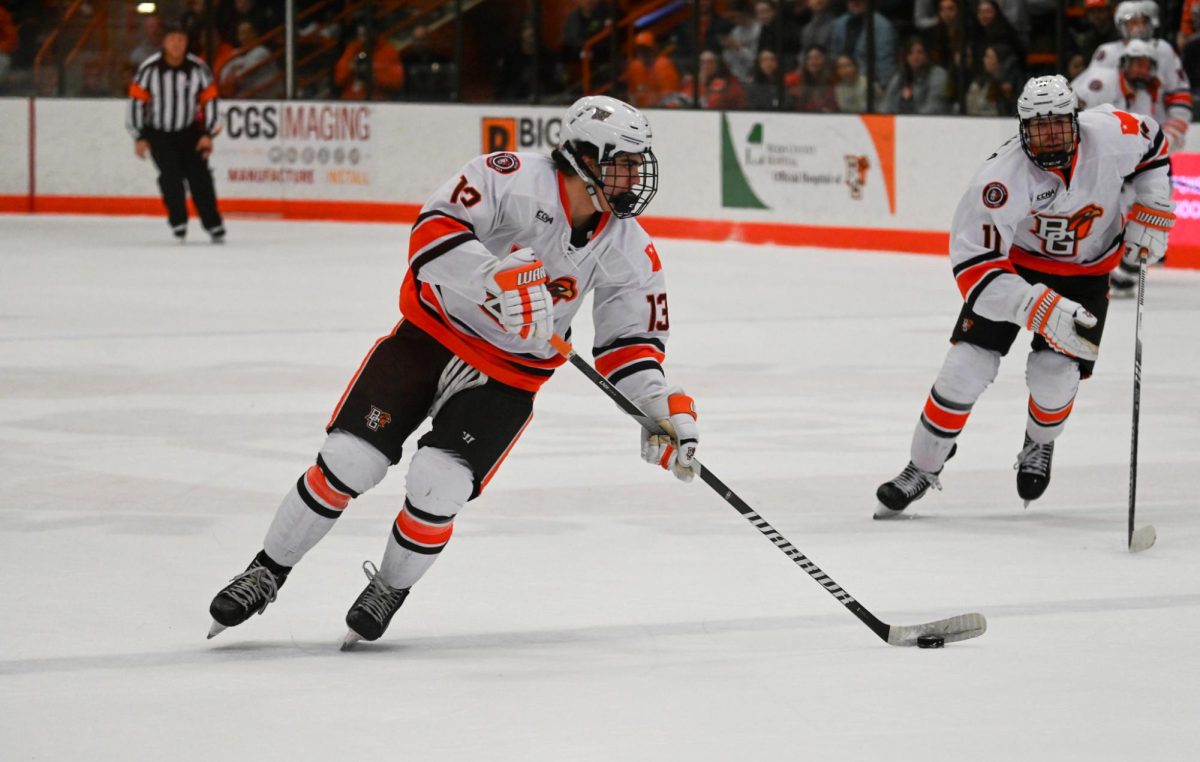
left=884, top=37, right=950, bottom=114
left=1072, top=0, right=1117, bottom=63
left=220, top=20, right=282, bottom=98
left=789, top=44, right=838, bottom=112
left=756, top=0, right=796, bottom=63
left=721, top=0, right=762, bottom=84
left=404, top=25, right=453, bottom=101
left=496, top=20, right=560, bottom=102
left=964, top=43, right=1019, bottom=116
left=745, top=48, right=783, bottom=108
left=335, top=20, right=404, bottom=101
left=679, top=48, right=748, bottom=109
left=831, top=0, right=897, bottom=87
left=1065, top=51, right=1087, bottom=81
left=626, top=30, right=681, bottom=107
left=968, top=0, right=1024, bottom=70
left=129, top=14, right=165, bottom=70
left=800, top=0, right=837, bottom=56
left=925, top=0, right=964, bottom=104
left=218, top=0, right=278, bottom=49
left=833, top=53, right=883, bottom=112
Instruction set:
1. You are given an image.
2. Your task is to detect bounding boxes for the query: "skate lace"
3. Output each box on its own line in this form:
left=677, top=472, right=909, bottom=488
left=356, top=561, right=406, bottom=623
left=1014, top=441, right=1053, bottom=474
left=896, top=463, right=941, bottom=496
left=223, top=565, right=279, bottom=611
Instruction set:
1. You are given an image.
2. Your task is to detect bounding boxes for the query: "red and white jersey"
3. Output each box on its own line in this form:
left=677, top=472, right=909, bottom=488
left=949, top=105, right=1172, bottom=323
left=1089, top=39, right=1192, bottom=121
left=1072, top=65, right=1169, bottom=124
left=402, top=151, right=671, bottom=400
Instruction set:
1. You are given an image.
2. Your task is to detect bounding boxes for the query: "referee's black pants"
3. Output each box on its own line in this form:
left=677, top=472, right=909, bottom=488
left=145, top=125, right=224, bottom=234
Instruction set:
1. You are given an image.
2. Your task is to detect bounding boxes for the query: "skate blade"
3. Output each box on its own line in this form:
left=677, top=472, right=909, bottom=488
left=207, top=620, right=227, bottom=640
left=873, top=502, right=910, bottom=520
left=1129, top=525, right=1157, bottom=553
left=340, top=631, right=363, bottom=651
left=1023, top=499, right=1031, bottom=509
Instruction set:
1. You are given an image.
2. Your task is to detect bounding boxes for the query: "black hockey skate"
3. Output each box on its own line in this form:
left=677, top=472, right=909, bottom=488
left=874, top=444, right=956, bottom=519
left=207, top=551, right=289, bottom=639
left=342, top=561, right=411, bottom=650
left=1015, top=434, right=1054, bottom=507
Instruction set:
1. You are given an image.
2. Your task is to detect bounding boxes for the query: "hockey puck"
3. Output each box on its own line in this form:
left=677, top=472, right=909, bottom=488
left=917, top=635, right=945, bottom=649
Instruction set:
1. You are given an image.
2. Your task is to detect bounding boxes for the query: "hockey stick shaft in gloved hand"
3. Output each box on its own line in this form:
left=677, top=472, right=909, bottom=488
left=547, top=334, right=987, bottom=647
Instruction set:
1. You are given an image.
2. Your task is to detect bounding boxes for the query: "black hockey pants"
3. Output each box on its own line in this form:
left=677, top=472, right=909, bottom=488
left=145, top=126, right=224, bottom=233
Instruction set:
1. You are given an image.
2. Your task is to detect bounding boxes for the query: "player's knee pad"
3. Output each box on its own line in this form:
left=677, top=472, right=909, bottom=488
left=933, top=342, right=1002, bottom=404
left=1025, top=350, right=1080, bottom=408
left=406, top=446, right=473, bottom=519
left=318, top=429, right=390, bottom=496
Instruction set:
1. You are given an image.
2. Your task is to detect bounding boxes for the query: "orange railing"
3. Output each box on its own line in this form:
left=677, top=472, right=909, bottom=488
left=580, top=0, right=689, bottom=95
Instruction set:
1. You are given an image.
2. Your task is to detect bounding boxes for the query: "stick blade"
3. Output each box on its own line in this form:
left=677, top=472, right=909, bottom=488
left=1129, top=525, right=1157, bottom=553
left=887, top=612, right=988, bottom=647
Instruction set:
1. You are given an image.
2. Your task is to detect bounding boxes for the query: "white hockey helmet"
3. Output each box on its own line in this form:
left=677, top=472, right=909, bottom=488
left=1120, top=38, right=1158, bottom=86
left=557, top=95, right=658, bottom=218
left=1017, top=75, right=1080, bottom=170
left=1114, top=0, right=1155, bottom=40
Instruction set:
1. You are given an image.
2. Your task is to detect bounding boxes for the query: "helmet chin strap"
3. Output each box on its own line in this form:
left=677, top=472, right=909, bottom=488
left=562, top=143, right=610, bottom=215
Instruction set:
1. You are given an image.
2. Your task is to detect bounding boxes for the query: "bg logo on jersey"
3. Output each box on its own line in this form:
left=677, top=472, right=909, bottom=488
left=1032, top=204, right=1104, bottom=257
left=481, top=116, right=561, bottom=153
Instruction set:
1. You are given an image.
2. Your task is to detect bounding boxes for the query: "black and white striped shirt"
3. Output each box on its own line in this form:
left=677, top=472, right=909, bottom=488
left=127, top=52, right=219, bottom=139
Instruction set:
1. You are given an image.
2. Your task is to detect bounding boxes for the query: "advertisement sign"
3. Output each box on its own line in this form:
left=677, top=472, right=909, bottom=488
left=1169, top=152, right=1200, bottom=266
left=719, top=112, right=896, bottom=221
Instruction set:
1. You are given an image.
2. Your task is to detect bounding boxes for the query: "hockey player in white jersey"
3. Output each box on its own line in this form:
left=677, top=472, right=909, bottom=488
left=1073, top=37, right=1181, bottom=295
left=874, top=75, right=1174, bottom=518
left=206, top=95, right=701, bottom=646
left=1089, top=0, right=1192, bottom=150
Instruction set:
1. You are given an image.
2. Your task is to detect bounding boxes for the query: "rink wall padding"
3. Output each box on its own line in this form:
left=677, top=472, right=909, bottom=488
left=1, top=97, right=1197, bottom=268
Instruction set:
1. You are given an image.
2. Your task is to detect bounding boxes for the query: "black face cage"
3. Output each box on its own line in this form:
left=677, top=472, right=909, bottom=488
left=599, top=149, right=659, bottom=218
left=1019, top=113, right=1078, bottom=170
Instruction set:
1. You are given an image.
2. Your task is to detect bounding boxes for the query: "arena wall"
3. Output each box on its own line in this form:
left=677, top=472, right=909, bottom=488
left=1, top=97, right=1197, bottom=268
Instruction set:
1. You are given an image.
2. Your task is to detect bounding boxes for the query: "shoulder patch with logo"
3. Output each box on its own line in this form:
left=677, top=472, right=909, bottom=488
left=486, top=152, right=521, bottom=174
left=982, top=181, right=1008, bottom=209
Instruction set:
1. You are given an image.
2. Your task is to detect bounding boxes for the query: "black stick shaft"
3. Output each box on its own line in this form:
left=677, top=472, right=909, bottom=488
left=1129, top=255, right=1146, bottom=548
left=550, top=336, right=890, bottom=642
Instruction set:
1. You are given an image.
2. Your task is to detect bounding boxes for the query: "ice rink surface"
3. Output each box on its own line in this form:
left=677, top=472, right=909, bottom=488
left=2, top=214, right=1198, bottom=761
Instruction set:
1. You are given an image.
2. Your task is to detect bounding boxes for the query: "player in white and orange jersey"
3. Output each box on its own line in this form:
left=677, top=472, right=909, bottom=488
left=1089, top=1, right=1192, bottom=150
left=206, top=96, right=701, bottom=647
left=874, top=75, right=1174, bottom=518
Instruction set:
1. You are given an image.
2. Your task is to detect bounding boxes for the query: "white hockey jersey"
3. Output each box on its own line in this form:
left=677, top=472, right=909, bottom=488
left=949, top=105, right=1172, bottom=324
left=401, top=151, right=670, bottom=401
left=1072, top=64, right=1168, bottom=124
left=1089, top=39, right=1192, bottom=121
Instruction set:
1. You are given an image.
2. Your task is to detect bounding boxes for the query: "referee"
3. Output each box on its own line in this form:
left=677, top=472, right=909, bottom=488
left=127, top=18, right=225, bottom=243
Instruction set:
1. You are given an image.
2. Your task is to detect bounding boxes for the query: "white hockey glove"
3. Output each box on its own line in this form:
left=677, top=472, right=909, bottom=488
left=483, top=248, right=554, bottom=340
left=1123, top=202, right=1175, bottom=267
left=1163, top=116, right=1188, bottom=154
left=638, top=386, right=699, bottom=483
left=1013, top=282, right=1099, bottom=362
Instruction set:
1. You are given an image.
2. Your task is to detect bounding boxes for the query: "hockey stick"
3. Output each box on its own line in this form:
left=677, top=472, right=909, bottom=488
left=1128, top=251, right=1157, bottom=553
left=548, top=334, right=987, bottom=647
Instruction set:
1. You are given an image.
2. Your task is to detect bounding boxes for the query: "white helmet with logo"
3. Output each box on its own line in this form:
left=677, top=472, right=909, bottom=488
left=557, top=95, right=658, bottom=218
left=1114, top=0, right=1155, bottom=40
left=1120, top=37, right=1158, bottom=87
left=1017, top=75, right=1079, bottom=170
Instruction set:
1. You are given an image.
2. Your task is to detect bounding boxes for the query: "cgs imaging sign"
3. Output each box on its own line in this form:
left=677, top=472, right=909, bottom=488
left=215, top=103, right=375, bottom=191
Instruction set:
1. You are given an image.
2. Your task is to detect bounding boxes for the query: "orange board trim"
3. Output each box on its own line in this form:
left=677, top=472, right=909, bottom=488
left=4, top=193, right=1200, bottom=269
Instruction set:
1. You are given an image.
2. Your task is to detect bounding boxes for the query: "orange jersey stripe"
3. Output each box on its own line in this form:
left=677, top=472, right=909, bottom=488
left=1009, top=245, right=1122, bottom=277
left=304, top=465, right=351, bottom=510
left=400, top=275, right=563, bottom=392
left=395, top=510, right=454, bottom=546
left=198, top=83, right=218, bottom=104
left=128, top=82, right=152, bottom=102
left=923, top=396, right=970, bottom=431
left=327, top=320, right=404, bottom=429
left=594, top=345, right=666, bottom=377
left=955, top=259, right=1015, bottom=299
left=409, top=215, right=472, bottom=259
left=1028, top=396, right=1074, bottom=425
